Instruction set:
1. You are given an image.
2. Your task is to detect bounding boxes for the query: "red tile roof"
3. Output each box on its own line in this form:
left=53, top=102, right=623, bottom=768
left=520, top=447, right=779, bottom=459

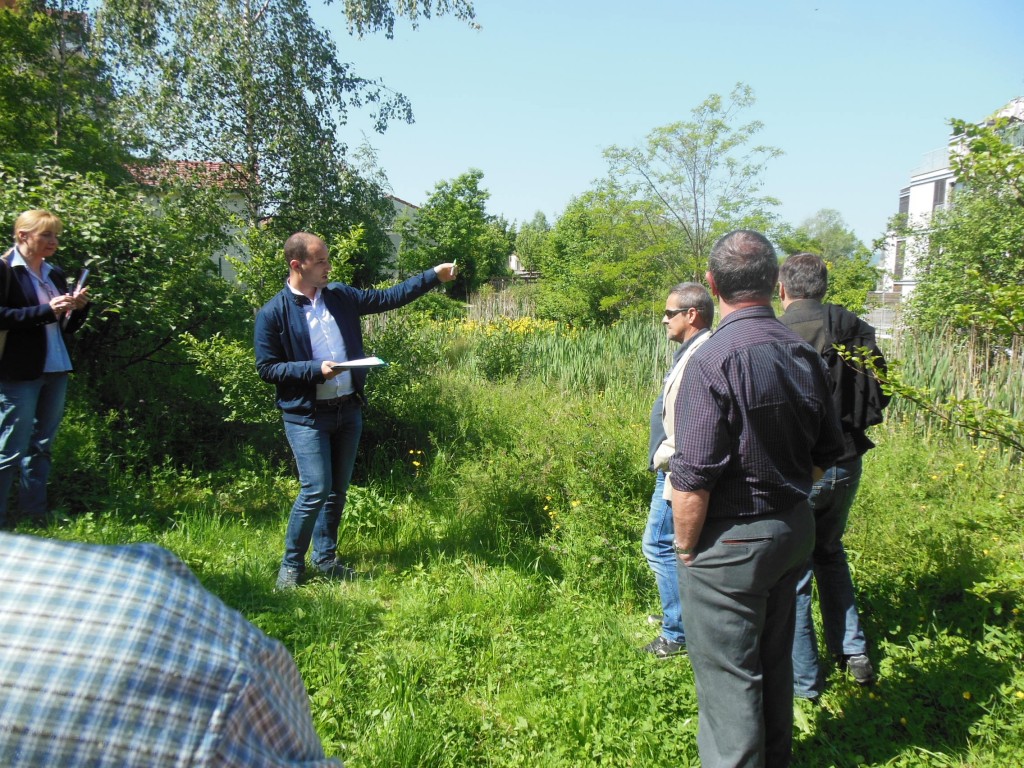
left=126, top=161, right=247, bottom=189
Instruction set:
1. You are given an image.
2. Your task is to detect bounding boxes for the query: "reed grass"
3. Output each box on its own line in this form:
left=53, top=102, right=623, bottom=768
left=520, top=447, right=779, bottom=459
left=883, top=325, right=1024, bottom=445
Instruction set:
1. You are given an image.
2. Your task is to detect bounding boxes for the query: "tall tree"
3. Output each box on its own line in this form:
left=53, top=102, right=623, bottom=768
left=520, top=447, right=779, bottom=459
left=514, top=211, right=553, bottom=273
left=335, top=0, right=475, bottom=37
left=96, top=0, right=475, bottom=281
left=396, top=169, right=510, bottom=298
left=950, top=112, right=1024, bottom=207
left=530, top=196, right=602, bottom=324
left=909, top=188, right=1024, bottom=336
left=97, top=0, right=395, bottom=222
left=0, top=0, right=127, bottom=177
left=603, top=83, right=782, bottom=282
left=530, top=187, right=675, bottom=326
left=906, top=115, right=1024, bottom=337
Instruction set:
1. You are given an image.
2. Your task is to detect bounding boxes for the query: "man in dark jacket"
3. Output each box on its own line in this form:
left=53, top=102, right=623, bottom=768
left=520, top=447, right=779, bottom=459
left=779, top=252, right=890, bottom=697
left=255, top=232, right=456, bottom=590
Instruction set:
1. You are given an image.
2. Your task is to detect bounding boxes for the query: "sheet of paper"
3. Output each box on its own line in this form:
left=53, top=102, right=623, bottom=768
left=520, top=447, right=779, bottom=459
left=332, top=356, right=386, bottom=370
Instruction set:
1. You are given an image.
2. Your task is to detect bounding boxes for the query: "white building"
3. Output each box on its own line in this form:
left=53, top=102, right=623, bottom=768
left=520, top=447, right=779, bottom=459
left=386, top=194, right=420, bottom=268
left=881, top=97, right=1024, bottom=299
left=879, top=149, right=955, bottom=297
left=127, top=161, right=249, bottom=281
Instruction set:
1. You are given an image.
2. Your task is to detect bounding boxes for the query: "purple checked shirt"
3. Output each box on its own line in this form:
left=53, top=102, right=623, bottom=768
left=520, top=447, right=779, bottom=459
left=669, top=305, right=844, bottom=519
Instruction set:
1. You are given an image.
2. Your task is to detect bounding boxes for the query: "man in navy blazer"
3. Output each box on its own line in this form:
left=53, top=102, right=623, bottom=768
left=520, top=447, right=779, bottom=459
left=255, top=232, right=456, bottom=590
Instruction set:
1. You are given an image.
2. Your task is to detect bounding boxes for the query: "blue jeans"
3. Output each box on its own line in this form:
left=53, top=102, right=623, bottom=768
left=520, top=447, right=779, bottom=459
left=642, top=470, right=685, bottom=644
left=0, top=373, right=69, bottom=524
left=792, top=457, right=868, bottom=698
left=281, top=401, right=362, bottom=571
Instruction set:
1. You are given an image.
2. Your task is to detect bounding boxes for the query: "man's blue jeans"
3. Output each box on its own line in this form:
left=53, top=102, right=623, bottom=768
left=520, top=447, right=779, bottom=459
left=282, top=401, right=362, bottom=571
left=0, top=373, right=69, bottom=524
left=642, top=470, right=685, bottom=644
left=792, top=456, right=868, bottom=698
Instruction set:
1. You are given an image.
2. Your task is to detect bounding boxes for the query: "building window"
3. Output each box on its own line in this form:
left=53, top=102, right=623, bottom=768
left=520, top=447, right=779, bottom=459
left=898, top=193, right=910, bottom=215
left=933, top=180, right=947, bottom=210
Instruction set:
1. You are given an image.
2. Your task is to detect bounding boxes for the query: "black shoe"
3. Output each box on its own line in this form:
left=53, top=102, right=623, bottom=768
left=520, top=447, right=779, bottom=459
left=316, top=559, right=359, bottom=582
left=844, top=654, right=876, bottom=686
left=642, top=636, right=686, bottom=659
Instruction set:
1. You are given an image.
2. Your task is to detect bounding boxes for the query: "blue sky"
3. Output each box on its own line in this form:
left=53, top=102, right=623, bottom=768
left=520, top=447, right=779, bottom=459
left=314, top=0, right=1024, bottom=248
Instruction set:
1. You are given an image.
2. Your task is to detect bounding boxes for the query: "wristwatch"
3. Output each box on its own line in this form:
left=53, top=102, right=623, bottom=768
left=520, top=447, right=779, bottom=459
left=672, top=542, right=693, bottom=555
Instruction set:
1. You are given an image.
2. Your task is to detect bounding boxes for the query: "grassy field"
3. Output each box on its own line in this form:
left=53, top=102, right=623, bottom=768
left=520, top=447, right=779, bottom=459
left=25, top=316, right=1024, bottom=767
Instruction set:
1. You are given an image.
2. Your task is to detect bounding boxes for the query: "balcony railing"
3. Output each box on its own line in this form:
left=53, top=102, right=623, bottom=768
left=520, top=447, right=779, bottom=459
left=911, top=147, right=951, bottom=176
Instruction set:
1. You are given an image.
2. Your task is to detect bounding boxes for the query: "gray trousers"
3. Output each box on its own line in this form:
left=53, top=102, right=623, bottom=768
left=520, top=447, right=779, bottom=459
left=678, top=502, right=814, bottom=768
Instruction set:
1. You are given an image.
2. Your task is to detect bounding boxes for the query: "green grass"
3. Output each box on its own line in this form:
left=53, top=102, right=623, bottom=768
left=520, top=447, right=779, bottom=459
left=19, top=319, right=1024, bottom=767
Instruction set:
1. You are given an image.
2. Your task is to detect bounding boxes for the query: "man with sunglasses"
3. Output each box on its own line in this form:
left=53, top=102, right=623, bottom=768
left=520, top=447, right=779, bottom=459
left=641, top=283, right=713, bottom=659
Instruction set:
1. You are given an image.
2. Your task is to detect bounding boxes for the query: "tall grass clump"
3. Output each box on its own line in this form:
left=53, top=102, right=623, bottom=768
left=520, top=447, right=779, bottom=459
left=366, top=311, right=672, bottom=392
left=526, top=316, right=670, bottom=394
left=885, top=326, right=1024, bottom=427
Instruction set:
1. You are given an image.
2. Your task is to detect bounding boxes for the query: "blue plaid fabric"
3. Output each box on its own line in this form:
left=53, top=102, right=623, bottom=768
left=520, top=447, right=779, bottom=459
left=0, top=533, right=341, bottom=767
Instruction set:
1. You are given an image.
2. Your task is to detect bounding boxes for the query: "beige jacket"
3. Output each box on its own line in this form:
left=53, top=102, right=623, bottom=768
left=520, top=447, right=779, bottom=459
left=652, top=329, right=711, bottom=500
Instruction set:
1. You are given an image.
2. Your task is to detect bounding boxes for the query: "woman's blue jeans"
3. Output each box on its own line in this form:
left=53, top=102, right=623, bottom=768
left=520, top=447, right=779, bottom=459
left=792, top=456, right=868, bottom=698
left=641, top=470, right=685, bottom=644
left=0, top=373, right=69, bottom=524
left=281, top=401, right=363, bottom=571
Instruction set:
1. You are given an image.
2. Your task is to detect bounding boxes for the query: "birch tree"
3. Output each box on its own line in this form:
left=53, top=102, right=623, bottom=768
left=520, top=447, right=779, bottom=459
left=604, top=83, right=782, bottom=282
left=97, top=0, right=475, bottom=280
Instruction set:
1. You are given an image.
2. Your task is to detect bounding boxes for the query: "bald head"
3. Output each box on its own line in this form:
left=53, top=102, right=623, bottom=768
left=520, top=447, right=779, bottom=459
left=284, top=232, right=325, bottom=266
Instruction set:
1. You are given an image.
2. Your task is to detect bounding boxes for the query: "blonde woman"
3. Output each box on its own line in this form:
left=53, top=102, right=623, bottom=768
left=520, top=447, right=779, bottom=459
left=0, top=210, right=89, bottom=525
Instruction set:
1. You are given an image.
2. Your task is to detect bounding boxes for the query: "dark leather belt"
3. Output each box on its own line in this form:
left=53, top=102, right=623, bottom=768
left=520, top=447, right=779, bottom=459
left=315, top=393, right=358, bottom=409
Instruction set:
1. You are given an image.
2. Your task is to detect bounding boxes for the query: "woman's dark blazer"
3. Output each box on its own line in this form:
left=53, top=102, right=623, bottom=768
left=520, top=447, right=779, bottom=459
left=0, top=259, right=89, bottom=381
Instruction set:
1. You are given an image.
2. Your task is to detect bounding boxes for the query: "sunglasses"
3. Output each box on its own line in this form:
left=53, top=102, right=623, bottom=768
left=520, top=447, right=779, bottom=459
left=663, top=307, right=693, bottom=319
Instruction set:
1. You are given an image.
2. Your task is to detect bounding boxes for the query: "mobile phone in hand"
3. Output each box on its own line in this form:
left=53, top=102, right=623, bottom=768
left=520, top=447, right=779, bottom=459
left=73, top=267, right=89, bottom=294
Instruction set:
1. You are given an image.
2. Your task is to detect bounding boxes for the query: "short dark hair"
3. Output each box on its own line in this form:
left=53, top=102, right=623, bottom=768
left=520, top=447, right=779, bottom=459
left=668, top=282, right=714, bottom=327
left=779, top=252, right=828, bottom=301
left=707, top=230, right=778, bottom=303
left=283, top=232, right=321, bottom=265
